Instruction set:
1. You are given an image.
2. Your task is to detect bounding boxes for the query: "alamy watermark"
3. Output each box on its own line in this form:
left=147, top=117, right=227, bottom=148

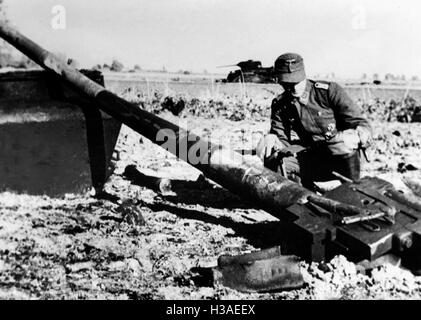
left=51, top=5, right=66, bottom=30
left=351, top=5, right=367, bottom=30
left=152, top=121, right=264, bottom=167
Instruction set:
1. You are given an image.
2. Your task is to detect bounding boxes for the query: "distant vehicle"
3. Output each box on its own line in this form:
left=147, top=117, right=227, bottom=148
left=219, top=60, right=276, bottom=84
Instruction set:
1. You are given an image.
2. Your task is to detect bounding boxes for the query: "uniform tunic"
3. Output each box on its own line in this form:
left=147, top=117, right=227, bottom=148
left=270, top=79, right=371, bottom=151
left=268, top=79, right=372, bottom=183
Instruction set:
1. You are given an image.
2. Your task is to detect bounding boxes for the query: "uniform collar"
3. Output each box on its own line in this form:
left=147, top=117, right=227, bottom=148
left=280, top=79, right=310, bottom=104
left=298, top=79, right=311, bottom=105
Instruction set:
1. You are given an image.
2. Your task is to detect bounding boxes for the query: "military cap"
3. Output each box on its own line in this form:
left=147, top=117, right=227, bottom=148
left=273, top=53, right=306, bottom=83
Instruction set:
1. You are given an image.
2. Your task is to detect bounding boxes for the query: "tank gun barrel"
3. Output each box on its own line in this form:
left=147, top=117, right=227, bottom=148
left=216, top=64, right=240, bottom=68
left=0, top=22, right=313, bottom=210
left=4, top=23, right=421, bottom=270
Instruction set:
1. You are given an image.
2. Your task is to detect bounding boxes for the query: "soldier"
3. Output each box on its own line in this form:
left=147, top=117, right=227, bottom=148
left=257, top=53, right=372, bottom=188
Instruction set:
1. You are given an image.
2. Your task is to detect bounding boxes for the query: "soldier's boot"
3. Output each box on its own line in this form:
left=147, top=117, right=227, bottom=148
left=332, top=151, right=361, bottom=182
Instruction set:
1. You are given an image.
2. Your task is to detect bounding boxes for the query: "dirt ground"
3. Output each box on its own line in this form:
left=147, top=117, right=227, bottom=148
left=1, top=109, right=421, bottom=299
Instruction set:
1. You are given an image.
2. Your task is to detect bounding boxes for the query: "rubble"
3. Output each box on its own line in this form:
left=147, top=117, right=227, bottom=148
left=0, top=77, right=420, bottom=299
left=0, top=113, right=420, bottom=299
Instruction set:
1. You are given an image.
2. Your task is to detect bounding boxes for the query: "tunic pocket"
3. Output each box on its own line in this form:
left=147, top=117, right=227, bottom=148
left=314, top=109, right=337, bottom=139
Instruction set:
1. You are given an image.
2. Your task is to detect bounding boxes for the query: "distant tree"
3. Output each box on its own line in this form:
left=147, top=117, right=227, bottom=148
left=411, top=75, right=419, bottom=81
left=177, top=69, right=191, bottom=75
left=373, top=73, right=379, bottom=81
left=0, top=0, right=7, bottom=22
left=14, top=56, right=38, bottom=69
left=92, top=64, right=102, bottom=71
left=133, top=64, right=142, bottom=71
left=0, top=3, right=41, bottom=69
left=385, top=73, right=394, bottom=81
left=111, top=59, right=124, bottom=72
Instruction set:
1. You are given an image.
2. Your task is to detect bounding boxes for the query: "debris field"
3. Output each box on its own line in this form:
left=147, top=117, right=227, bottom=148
left=1, top=87, right=421, bottom=300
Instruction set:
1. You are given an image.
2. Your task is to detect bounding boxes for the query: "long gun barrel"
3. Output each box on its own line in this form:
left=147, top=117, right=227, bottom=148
left=3, top=23, right=421, bottom=270
left=0, top=22, right=314, bottom=211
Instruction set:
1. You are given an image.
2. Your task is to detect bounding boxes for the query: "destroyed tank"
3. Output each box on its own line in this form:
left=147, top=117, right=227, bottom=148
left=1, top=22, right=421, bottom=274
left=223, top=59, right=275, bottom=84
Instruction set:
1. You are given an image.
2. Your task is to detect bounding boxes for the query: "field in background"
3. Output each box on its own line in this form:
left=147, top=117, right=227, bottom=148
left=104, top=72, right=421, bottom=125
left=104, top=72, right=421, bottom=104
left=1, top=70, right=421, bottom=300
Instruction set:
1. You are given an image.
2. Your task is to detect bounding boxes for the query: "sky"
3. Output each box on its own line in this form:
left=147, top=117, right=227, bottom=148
left=3, top=0, right=421, bottom=78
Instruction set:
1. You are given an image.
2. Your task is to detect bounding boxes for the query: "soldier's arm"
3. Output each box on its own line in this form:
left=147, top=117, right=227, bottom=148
left=328, top=82, right=372, bottom=146
left=269, top=99, right=291, bottom=147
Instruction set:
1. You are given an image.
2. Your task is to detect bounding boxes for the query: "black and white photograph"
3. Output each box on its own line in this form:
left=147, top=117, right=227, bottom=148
left=1, top=0, right=421, bottom=304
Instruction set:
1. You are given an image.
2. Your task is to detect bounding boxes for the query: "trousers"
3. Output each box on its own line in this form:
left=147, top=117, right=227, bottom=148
left=264, top=146, right=361, bottom=187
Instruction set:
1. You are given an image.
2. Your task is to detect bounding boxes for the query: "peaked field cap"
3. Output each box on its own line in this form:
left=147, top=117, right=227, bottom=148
left=274, top=52, right=306, bottom=83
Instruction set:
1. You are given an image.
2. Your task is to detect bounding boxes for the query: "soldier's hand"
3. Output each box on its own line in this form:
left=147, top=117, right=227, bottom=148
left=356, top=126, right=372, bottom=148
left=256, top=134, right=284, bottom=160
left=327, top=129, right=360, bottom=155
left=341, top=129, right=360, bottom=150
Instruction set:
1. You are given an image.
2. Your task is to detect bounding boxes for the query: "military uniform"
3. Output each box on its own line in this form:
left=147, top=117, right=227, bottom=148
left=268, top=79, right=372, bottom=184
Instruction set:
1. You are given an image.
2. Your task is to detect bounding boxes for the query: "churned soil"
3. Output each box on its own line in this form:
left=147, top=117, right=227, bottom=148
left=1, top=100, right=421, bottom=299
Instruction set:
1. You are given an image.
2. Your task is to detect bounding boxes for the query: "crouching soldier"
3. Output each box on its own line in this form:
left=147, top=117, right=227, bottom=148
left=257, top=53, right=372, bottom=189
